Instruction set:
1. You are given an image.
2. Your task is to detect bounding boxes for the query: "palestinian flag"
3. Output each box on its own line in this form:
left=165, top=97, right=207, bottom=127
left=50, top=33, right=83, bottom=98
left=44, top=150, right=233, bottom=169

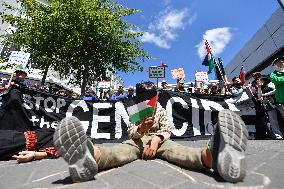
left=124, top=91, right=158, bottom=124
left=202, top=40, right=215, bottom=74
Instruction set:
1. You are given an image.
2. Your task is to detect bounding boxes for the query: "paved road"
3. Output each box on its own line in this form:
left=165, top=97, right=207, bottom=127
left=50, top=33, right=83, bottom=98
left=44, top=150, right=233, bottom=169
left=1, top=140, right=283, bottom=189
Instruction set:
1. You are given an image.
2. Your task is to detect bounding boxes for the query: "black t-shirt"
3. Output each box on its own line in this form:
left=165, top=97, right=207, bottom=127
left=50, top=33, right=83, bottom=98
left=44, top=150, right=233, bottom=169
left=254, top=85, right=275, bottom=115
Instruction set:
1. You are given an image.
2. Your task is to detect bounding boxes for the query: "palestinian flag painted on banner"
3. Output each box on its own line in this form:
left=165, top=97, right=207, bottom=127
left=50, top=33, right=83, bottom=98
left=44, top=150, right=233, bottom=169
left=124, top=91, right=158, bottom=124
left=202, top=40, right=215, bottom=74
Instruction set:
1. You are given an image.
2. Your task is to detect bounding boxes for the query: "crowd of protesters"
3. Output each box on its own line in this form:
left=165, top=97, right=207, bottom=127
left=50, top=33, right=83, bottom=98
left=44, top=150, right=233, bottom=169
left=0, top=63, right=264, bottom=105
left=1, top=57, right=284, bottom=140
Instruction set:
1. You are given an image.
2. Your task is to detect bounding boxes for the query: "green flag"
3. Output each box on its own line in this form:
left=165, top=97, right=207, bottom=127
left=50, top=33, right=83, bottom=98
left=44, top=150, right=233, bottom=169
left=202, top=40, right=215, bottom=74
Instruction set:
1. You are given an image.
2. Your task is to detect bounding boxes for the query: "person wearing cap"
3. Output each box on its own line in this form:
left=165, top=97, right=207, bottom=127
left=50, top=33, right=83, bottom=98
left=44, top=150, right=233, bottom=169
left=269, top=56, right=284, bottom=126
left=0, top=65, right=31, bottom=108
left=174, top=79, right=186, bottom=92
left=0, top=64, right=30, bottom=93
left=71, top=91, right=80, bottom=100
left=160, top=80, right=171, bottom=91
left=127, top=86, right=135, bottom=99
left=269, top=57, right=284, bottom=105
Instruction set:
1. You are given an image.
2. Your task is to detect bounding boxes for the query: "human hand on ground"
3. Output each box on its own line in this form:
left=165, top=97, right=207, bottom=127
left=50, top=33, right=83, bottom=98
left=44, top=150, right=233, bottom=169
left=142, top=135, right=161, bottom=160
left=12, top=151, right=35, bottom=163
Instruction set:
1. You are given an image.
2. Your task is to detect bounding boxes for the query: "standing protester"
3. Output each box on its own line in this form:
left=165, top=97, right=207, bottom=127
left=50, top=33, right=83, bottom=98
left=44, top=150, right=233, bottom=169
left=109, top=85, right=128, bottom=103
left=104, top=89, right=113, bottom=101
left=83, top=88, right=99, bottom=102
left=253, top=76, right=277, bottom=139
left=127, top=86, right=135, bottom=99
left=0, top=65, right=30, bottom=107
left=98, top=88, right=105, bottom=101
left=71, top=91, right=80, bottom=100
left=0, top=78, right=8, bottom=106
left=251, top=72, right=262, bottom=93
left=160, top=80, right=171, bottom=91
left=269, top=56, right=284, bottom=134
left=225, top=77, right=245, bottom=97
left=174, top=79, right=186, bottom=92
left=0, top=65, right=30, bottom=93
left=54, top=81, right=249, bottom=183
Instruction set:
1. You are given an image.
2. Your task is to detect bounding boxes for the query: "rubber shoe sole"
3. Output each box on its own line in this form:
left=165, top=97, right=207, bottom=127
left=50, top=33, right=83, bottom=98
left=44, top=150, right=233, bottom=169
left=216, top=109, right=248, bottom=183
left=53, top=116, right=98, bottom=182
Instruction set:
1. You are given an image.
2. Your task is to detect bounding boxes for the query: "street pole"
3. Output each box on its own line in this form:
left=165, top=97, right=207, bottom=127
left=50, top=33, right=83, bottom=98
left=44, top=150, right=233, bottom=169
left=157, top=78, right=159, bottom=89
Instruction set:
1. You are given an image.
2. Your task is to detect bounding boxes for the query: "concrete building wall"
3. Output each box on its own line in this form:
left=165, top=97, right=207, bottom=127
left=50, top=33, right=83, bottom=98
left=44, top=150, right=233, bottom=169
left=0, top=0, right=20, bottom=52
left=226, top=8, right=284, bottom=82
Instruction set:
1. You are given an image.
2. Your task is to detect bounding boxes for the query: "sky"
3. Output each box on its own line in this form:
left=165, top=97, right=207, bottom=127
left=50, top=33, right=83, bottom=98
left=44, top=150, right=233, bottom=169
left=117, top=0, right=279, bottom=87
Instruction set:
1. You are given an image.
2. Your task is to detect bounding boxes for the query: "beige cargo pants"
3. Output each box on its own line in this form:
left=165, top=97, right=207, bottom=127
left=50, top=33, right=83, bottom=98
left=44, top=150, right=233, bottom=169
left=97, top=136, right=204, bottom=171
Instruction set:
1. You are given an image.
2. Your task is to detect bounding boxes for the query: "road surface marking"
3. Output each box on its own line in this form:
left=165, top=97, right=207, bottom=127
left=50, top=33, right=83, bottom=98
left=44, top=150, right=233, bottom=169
left=32, top=171, right=68, bottom=183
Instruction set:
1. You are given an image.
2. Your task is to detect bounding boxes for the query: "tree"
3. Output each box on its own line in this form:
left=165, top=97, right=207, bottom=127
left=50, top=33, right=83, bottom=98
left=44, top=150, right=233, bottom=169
left=0, top=0, right=150, bottom=94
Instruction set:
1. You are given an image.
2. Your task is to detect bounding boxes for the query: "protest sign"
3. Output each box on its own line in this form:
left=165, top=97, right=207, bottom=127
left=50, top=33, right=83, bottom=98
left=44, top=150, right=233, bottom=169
left=195, top=71, right=209, bottom=82
left=8, top=51, right=30, bottom=67
left=171, top=68, right=185, bottom=79
left=98, top=81, right=111, bottom=89
left=149, top=66, right=165, bottom=78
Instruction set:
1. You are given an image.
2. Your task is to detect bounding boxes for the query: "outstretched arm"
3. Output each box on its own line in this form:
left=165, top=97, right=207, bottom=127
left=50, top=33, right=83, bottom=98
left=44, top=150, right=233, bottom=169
left=12, top=151, right=48, bottom=163
left=109, top=94, right=117, bottom=102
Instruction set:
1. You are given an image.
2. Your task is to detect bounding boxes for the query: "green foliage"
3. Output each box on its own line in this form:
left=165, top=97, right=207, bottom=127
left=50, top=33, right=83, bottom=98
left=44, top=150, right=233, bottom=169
left=0, top=57, right=10, bottom=71
left=0, top=57, right=8, bottom=63
left=0, top=0, right=150, bottom=91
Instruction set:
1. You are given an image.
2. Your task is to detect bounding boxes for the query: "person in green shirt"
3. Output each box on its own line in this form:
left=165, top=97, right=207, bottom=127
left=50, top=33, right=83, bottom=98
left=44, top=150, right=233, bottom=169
left=270, top=56, right=284, bottom=104
left=269, top=56, right=284, bottom=126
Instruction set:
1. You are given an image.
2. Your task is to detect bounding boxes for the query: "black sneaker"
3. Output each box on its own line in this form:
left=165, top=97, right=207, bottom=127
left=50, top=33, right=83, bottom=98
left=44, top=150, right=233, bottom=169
left=208, top=109, right=248, bottom=183
left=53, top=116, right=98, bottom=182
